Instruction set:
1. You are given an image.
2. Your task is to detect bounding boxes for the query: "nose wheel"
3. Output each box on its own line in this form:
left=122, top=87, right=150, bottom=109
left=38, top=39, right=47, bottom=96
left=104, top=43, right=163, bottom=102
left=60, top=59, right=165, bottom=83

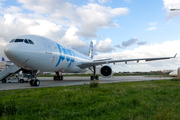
left=29, top=70, right=40, bottom=86
left=30, top=79, right=40, bottom=86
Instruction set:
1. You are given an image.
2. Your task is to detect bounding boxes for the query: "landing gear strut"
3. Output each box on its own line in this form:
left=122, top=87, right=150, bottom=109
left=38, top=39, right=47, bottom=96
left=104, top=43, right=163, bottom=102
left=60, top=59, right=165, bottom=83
left=29, top=70, right=40, bottom=86
left=89, top=66, right=99, bottom=80
left=54, top=72, right=63, bottom=81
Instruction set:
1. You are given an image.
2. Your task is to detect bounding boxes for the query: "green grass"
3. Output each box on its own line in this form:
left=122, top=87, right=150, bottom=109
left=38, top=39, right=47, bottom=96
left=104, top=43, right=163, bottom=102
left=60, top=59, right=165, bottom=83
left=0, top=80, right=180, bottom=119
left=89, top=81, right=99, bottom=88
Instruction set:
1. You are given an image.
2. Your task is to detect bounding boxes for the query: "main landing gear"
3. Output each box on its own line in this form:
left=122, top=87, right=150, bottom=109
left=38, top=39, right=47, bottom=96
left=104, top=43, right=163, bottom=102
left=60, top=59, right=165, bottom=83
left=54, top=72, right=63, bottom=81
left=29, top=70, right=40, bottom=86
left=89, top=66, right=99, bottom=80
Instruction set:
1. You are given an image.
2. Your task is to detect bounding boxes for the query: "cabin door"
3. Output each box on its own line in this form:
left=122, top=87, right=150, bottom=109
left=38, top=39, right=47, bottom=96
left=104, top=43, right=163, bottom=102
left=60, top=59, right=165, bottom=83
left=42, top=38, right=52, bottom=54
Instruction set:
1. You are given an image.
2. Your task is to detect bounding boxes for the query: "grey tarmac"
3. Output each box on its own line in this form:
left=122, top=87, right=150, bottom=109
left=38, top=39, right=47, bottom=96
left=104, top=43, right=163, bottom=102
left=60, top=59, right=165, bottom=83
left=0, top=76, right=172, bottom=91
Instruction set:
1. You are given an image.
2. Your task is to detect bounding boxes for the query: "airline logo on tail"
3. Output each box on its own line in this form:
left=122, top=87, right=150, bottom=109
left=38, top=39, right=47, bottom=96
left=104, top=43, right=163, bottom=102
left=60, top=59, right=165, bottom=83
left=2, top=57, right=5, bottom=61
left=88, top=41, right=93, bottom=59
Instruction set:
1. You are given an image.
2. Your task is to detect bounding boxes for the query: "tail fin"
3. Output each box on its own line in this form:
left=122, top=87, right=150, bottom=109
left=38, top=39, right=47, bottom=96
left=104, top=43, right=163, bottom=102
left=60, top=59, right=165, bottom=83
left=2, top=57, right=5, bottom=61
left=88, top=41, right=93, bottom=59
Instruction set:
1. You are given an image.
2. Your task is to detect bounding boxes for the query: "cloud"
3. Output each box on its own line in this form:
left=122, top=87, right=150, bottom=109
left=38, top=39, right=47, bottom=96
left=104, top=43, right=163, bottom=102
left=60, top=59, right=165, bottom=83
left=89, top=0, right=111, bottom=4
left=18, top=0, right=129, bottom=38
left=122, top=37, right=138, bottom=47
left=58, top=27, right=86, bottom=47
left=114, top=44, right=125, bottom=49
left=0, top=0, right=129, bottom=57
left=137, top=41, right=148, bottom=45
left=18, top=0, right=65, bottom=14
left=115, top=37, right=139, bottom=49
left=146, top=26, right=157, bottom=31
left=27, top=20, right=66, bottom=40
left=163, top=0, right=180, bottom=19
left=0, top=37, right=8, bottom=60
left=94, top=38, right=115, bottom=52
left=0, top=14, right=30, bottom=41
left=89, top=0, right=95, bottom=2
left=75, top=3, right=128, bottom=38
left=0, top=13, right=66, bottom=43
left=98, top=0, right=111, bottom=4
left=0, top=38, right=7, bottom=46
left=146, top=22, right=157, bottom=31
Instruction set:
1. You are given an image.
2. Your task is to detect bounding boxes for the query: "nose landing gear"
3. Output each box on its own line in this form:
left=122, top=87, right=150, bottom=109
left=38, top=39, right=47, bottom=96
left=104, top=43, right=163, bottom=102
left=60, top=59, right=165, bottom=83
left=29, top=70, right=40, bottom=86
left=30, top=79, right=40, bottom=86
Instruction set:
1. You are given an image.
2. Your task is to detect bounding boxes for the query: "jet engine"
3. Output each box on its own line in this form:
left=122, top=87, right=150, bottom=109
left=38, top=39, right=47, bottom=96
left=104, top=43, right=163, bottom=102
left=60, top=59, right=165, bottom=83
left=100, top=64, right=113, bottom=77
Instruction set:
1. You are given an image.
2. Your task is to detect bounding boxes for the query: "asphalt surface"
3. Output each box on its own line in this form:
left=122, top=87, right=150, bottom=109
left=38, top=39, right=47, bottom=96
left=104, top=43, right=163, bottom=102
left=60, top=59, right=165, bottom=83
left=0, top=76, right=172, bottom=91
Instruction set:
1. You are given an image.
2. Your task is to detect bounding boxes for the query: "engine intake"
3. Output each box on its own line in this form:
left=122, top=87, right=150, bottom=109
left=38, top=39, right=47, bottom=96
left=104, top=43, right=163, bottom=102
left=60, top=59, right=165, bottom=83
left=100, top=64, right=113, bottom=77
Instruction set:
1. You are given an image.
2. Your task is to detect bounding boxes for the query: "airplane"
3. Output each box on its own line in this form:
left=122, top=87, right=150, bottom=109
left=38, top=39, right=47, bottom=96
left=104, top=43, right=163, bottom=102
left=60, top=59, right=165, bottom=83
left=4, top=35, right=177, bottom=86
left=169, top=70, right=177, bottom=77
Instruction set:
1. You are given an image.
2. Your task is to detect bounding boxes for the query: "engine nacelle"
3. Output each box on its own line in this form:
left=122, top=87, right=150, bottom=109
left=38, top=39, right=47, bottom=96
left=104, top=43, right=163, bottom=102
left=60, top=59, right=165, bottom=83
left=100, top=64, right=113, bottom=77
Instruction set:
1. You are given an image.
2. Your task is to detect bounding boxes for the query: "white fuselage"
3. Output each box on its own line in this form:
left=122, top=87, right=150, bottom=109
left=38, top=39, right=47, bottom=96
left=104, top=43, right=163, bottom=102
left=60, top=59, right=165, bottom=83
left=4, top=35, right=92, bottom=73
left=169, top=71, right=177, bottom=76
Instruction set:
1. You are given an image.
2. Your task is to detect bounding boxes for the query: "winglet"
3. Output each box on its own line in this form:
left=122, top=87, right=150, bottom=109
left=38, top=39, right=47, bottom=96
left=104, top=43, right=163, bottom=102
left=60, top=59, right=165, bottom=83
left=174, top=53, right=177, bottom=58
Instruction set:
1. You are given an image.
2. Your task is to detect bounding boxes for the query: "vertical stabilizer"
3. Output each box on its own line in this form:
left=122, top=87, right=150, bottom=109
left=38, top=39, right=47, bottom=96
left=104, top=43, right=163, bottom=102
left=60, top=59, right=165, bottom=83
left=88, top=41, right=93, bottom=59
left=2, top=57, right=5, bottom=61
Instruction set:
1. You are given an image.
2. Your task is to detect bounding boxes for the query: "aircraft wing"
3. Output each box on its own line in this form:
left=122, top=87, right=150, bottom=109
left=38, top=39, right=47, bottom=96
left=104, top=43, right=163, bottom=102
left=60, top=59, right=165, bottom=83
left=77, top=54, right=177, bottom=69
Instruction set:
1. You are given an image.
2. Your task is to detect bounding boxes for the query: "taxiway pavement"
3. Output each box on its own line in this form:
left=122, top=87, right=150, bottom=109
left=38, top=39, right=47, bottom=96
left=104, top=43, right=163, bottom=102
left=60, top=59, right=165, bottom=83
left=0, top=76, right=172, bottom=91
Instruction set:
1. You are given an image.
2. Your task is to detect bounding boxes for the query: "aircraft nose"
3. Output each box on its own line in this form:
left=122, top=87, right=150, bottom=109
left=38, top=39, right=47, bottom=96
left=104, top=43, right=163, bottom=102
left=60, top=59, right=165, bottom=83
left=4, top=44, right=12, bottom=57
left=4, top=44, right=19, bottom=61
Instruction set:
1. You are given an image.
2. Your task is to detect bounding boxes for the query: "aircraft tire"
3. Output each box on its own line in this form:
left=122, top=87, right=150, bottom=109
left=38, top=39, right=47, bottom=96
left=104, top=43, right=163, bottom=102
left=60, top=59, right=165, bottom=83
left=95, top=76, right=99, bottom=80
left=90, top=76, right=94, bottom=80
left=34, top=79, right=40, bottom=86
left=20, top=79, right=24, bottom=83
left=30, top=80, right=34, bottom=86
left=60, top=76, right=63, bottom=80
left=54, top=76, right=57, bottom=81
left=2, top=79, right=6, bottom=83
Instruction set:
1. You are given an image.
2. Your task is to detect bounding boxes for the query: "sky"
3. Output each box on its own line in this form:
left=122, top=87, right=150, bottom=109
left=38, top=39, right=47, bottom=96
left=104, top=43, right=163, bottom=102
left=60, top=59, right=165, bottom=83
left=0, top=0, right=180, bottom=72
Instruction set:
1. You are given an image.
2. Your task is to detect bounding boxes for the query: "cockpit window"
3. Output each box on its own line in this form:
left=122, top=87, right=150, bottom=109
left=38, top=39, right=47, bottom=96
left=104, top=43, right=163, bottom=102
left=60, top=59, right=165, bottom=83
left=15, top=39, right=24, bottom=42
left=9, top=39, right=15, bottom=43
left=24, top=39, right=29, bottom=44
left=28, top=39, right=34, bottom=45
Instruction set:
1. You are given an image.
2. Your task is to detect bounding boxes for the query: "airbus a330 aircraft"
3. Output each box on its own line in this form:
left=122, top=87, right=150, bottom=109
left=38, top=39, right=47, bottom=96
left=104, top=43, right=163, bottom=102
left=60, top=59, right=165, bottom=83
left=4, top=35, right=176, bottom=86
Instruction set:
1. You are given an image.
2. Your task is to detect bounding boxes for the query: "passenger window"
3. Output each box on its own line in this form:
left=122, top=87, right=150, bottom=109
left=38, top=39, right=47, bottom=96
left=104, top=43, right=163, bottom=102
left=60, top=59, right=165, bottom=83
left=15, top=39, right=24, bottom=42
left=28, top=39, right=34, bottom=45
left=9, top=39, right=15, bottom=43
left=24, top=39, right=29, bottom=44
